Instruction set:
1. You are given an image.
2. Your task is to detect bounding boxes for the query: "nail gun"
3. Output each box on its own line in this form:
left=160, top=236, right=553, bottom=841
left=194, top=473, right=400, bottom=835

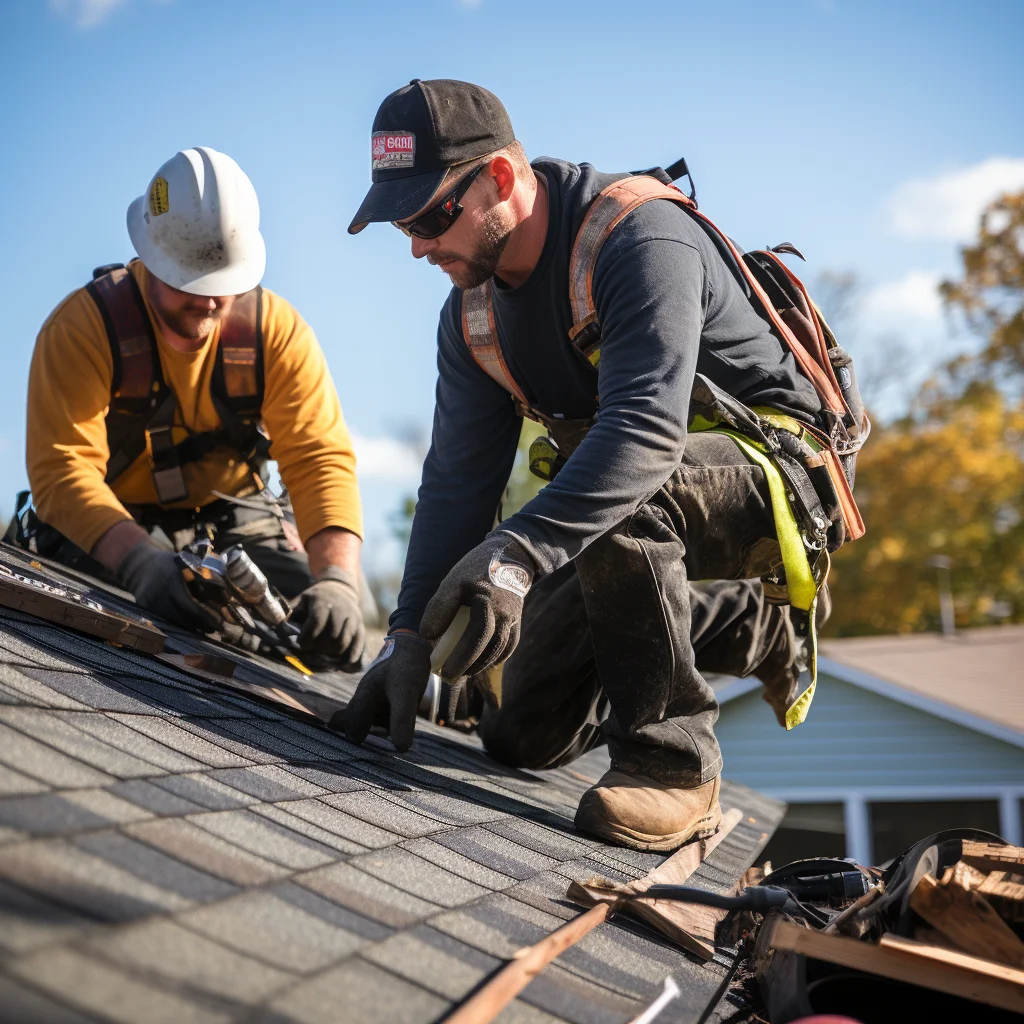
left=175, top=538, right=302, bottom=661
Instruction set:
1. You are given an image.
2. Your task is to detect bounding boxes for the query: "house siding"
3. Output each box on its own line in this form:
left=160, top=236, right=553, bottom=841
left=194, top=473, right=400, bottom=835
left=717, top=674, right=1024, bottom=792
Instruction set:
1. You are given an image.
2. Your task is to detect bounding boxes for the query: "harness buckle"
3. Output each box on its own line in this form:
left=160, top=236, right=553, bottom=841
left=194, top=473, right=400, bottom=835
left=146, top=424, right=189, bottom=504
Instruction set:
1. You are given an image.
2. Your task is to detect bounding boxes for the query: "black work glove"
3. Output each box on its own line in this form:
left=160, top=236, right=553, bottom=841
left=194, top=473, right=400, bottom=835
left=419, top=532, right=534, bottom=680
left=292, top=567, right=365, bottom=671
left=117, top=542, right=220, bottom=633
left=343, top=632, right=432, bottom=752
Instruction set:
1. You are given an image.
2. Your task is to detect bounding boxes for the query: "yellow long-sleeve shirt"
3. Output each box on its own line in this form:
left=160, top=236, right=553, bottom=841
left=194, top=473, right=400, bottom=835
left=27, top=261, right=363, bottom=553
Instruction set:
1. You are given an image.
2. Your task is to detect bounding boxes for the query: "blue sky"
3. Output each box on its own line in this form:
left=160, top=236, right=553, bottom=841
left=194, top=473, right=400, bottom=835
left=2, top=0, right=1022, bottom=577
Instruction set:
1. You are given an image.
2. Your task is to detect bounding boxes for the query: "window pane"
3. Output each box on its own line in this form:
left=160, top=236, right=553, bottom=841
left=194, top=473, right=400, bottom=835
left=759, top=802, right=846, bottom=868
left=870, top=800, right=1000, bottom=865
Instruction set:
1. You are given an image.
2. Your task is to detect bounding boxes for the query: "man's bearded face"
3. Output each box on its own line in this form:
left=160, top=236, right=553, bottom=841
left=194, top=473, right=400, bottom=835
left=423, top=194, right=514, bottom=290
left=149, top=277, right=235, bottom=343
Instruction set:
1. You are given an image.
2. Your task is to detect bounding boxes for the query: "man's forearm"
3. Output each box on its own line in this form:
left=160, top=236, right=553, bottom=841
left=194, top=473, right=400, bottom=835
left=304, top=526, right=362, bottom=578
left=91, top=519, right=151, bottom=573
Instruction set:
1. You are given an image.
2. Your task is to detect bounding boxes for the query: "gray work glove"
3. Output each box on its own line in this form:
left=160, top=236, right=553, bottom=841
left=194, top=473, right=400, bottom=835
left=342, top=632, right=432, bottom=752
left=117, top=542, right=219, bottom=633
left=292, top=567, right=365, bottom=671
left=419, top=532, right=534, bottom=680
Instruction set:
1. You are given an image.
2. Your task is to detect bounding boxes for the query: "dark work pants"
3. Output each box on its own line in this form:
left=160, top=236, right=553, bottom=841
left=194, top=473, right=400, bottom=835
left=479, top=432, right=816, bottom=787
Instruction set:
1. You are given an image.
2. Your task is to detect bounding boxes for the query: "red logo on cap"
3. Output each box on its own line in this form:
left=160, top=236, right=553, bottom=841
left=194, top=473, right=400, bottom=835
left=372, top=132, right=415, bottom=171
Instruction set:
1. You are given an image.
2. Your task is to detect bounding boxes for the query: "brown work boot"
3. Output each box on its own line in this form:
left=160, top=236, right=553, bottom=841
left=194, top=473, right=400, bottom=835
left=574, top=770, right=722, bottom=851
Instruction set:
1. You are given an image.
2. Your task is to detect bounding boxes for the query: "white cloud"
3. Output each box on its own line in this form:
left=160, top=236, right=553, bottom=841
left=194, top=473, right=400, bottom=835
left=350, top=433, right=423, bottom=482
left=49, top=0, right=174, bottom=28
left=49, top=0, right=128, bottom=28
left=889, top=157, right=1024, bottom=242
left=863, top=270, right=943, bottom=322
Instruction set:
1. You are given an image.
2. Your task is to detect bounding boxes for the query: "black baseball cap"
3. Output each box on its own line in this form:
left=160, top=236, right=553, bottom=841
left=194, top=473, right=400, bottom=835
left=347, top=79, right=514, bottom=235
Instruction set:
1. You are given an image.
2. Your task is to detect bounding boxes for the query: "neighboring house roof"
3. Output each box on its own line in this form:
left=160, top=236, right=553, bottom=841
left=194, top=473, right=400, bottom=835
left=714, top=626, right=1024, bottom=751
left=0, top=544, right=782, bottom=1024
left=819, top=626, right=1024, bottom=744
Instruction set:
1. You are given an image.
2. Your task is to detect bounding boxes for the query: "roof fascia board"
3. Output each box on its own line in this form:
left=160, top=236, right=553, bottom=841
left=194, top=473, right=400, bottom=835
left=816, top=656, right=1024, bottom=750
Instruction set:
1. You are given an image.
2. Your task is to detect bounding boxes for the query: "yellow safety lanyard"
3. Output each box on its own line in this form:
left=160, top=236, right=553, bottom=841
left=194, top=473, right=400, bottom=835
left=692, top=420, right=821, bottom=729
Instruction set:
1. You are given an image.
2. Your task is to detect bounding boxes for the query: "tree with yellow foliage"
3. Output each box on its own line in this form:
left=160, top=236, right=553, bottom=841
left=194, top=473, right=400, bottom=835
left=826, top=191, right=1024, bottom=635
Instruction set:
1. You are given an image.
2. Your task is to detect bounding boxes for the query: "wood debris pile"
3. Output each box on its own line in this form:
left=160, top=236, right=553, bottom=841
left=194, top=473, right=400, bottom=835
left=757, top=838, right=1024, bottom=1021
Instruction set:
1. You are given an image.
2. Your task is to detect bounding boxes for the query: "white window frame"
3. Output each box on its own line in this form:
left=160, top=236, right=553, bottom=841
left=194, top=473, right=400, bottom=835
left=762, top=786, right=1024, bottom=864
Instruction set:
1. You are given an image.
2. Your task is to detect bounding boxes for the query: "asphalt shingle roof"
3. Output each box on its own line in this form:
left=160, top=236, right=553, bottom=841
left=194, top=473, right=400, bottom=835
left=0, top=548, right=783, bottom=1024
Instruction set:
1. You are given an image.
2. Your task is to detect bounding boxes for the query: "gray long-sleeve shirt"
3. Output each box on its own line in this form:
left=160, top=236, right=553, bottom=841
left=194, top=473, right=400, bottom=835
left=390, top=158, right=820, bottom=632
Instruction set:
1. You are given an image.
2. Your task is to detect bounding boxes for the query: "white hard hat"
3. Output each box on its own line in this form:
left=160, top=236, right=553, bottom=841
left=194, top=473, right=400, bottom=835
left=126, top=147, right=267, bottom=296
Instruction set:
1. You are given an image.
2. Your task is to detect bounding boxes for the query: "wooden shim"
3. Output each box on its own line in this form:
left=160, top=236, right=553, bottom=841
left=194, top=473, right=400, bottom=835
left=910, top=873, right=1024, bottom=968
left=766, top=918, right=1024, bottom=1014
left=961, top=841, right=1024, bottom=876
left=0, top=569, right=165, bottom=653
left=566, top=807, right=744, bottom=960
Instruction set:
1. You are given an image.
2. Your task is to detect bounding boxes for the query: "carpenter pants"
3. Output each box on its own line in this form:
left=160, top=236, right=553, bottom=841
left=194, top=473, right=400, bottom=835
left=479, top=432, right=825, bottom=787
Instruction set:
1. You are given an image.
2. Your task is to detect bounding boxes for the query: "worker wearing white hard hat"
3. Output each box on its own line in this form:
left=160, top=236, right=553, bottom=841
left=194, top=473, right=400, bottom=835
left=127, top=147, right=267, bottom=296
left=23, top=147, right=371, bottom=669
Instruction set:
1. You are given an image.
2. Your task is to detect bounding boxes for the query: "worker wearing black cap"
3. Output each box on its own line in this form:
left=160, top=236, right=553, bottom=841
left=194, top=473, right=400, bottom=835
left=345, top=79, right=827, bottom=851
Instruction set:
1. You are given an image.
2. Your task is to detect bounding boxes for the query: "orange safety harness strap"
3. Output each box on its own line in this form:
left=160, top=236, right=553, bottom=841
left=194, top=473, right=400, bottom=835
left=566, top=177, right=864, bottom=540
left=568, top=176, right=850, bottom=423
left=459, top=175, right=866, bottom=540
left=461, top=279, right=553, bottom=427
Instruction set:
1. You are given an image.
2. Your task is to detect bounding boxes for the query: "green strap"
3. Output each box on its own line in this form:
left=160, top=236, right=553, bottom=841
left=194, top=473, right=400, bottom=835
left=711, top=429, right=819, bottom=730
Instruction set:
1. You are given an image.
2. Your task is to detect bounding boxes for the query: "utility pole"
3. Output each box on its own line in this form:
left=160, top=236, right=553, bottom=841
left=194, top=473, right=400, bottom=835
left=926, top=555, right=956, bottom=637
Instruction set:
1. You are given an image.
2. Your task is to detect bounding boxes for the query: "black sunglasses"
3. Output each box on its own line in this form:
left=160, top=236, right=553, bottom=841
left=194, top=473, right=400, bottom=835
left=394, top=164, right=485, bottom=240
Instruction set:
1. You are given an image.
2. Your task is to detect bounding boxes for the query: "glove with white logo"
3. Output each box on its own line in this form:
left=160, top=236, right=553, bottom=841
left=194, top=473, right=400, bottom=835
left=419, top=532, right=534, bottom=680
left=341, top=632, right=432, bottom=752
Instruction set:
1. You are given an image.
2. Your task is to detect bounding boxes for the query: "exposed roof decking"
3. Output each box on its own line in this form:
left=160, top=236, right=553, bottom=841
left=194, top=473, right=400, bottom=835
left=0, top=590, right=782, bottom=1024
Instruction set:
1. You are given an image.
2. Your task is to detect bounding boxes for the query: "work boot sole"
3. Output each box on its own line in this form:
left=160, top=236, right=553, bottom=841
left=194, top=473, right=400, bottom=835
left=576, top=801, right=723, bottom=853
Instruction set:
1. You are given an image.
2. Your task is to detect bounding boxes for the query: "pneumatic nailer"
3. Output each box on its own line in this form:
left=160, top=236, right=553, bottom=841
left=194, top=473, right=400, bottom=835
left=175, top=538, right=304, bottom=665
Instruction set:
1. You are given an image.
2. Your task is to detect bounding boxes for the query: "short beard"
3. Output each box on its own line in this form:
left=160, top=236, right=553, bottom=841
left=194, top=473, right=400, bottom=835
left=159, top=306, right=223, bottom=342
left=434, top=207, right=513, bottom=290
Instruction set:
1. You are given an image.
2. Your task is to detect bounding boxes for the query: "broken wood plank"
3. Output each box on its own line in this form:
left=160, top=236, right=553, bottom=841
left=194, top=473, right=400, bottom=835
left=824, top=881, right=883, bottom=935
left=0, top=564, right=165, bottom=653
left=766, top=918, right=1024, bottom=1014
left=910, top=872, right=1024, bottom=968
left=940, top=860, right=987, bottom=890
left=566, top=807, right=744, bottom=960
left=979, top=871, right=1024, bottom=923
left=961, top=841, right=1024, bottom=876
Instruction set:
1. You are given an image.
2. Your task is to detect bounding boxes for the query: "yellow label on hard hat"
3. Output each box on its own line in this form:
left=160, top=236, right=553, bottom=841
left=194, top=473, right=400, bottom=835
left=149, top=177, right=169, bottom=217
